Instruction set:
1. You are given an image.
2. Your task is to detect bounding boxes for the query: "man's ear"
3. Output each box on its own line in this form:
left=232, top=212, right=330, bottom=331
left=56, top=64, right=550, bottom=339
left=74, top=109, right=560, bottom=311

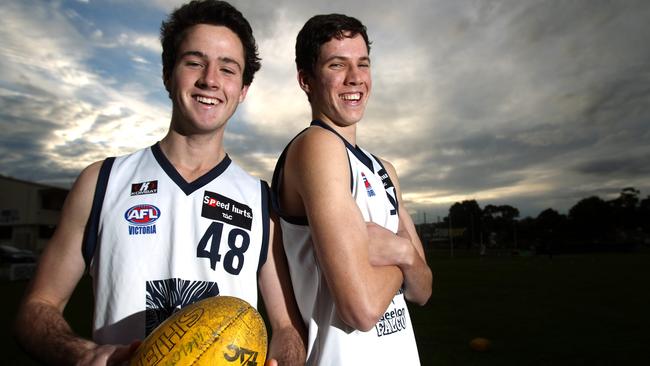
left=238, top=84, right=250, bottom=103
left=297, top=69, right=311, bottom=94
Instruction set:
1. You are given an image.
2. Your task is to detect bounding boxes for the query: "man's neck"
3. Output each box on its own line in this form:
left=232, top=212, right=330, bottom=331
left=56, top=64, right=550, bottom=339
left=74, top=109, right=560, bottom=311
left=158, top=130, right=227, bottom=182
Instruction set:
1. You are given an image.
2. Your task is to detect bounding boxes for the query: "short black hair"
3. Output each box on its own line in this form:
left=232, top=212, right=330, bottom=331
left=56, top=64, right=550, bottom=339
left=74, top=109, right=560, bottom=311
left=295, top=13, right=371, bottom=76
left=160, top=0, right=261, bottom=89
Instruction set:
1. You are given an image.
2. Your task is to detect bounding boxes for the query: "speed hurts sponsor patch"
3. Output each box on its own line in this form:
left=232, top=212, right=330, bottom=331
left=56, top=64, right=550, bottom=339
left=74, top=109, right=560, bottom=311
left=202, top=191, right=253, bottom=230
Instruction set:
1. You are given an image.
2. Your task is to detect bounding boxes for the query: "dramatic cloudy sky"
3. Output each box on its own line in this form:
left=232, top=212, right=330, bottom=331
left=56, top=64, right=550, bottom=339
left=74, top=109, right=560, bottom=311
left=1, top=0, right=649, bottom=222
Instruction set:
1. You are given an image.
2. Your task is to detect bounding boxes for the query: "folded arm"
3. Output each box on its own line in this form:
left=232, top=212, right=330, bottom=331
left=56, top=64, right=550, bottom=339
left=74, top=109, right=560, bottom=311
left=366, top=159, right=432, bottom=305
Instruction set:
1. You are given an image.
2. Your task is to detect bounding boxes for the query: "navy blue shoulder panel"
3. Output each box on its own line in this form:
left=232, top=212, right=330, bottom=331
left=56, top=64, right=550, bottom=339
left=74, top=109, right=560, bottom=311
left=82, top=157, right=115, bottom=269
left=257, top=180, right=270, bottom=273
left=270, top=127, right=310, bottom=226
left=372, top=154, right=400, bottom=215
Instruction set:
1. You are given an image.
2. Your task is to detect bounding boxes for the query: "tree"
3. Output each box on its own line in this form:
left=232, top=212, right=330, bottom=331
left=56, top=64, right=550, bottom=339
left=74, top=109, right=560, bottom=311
left=482, top=204, right=520, bottom=248
left=449, top=200, right=482, bottom=248
left=536, top=208, right=568, bottom=254
left=609, top=187, right=641, bottom=232
left=568, top=196, right=613, bottom=244
left=483, top=204, right=520, bottom=221
left=640, top=195, right=650, bottom=235
left=611, top=187, right=640, bottom=208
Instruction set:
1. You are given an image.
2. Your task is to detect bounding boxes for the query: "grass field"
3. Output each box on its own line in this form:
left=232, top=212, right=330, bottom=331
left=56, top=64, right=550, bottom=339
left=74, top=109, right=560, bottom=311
left=3, top=249, right=649, bottom=365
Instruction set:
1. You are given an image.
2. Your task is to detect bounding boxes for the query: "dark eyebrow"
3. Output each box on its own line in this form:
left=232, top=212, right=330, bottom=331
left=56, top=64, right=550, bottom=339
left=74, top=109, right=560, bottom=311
left=180, top=50, right=207, bottom=59
left=179, top=51, right=243, bottom=71
left=219, top=56, right=243, bottom=71
left=323, top=55, right=371, bottom=64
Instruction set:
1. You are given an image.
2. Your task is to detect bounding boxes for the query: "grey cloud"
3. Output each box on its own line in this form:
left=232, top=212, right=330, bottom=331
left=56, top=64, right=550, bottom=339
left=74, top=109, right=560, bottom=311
left=0, top=90, right=94, bottom=185
left=54, top=138, right=108, bottom=160
left=575, top=154, right=650, bottom=176
left=91, top=108, right=135, bottom=129
left=2, top=0, right=650, bottom=220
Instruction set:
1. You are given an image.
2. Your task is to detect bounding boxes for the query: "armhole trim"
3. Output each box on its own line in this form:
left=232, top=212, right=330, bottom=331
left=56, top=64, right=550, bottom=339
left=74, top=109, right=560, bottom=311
left=257, top=181, right=271, bottom=273
left=82, top=157, right=115, bottom=270
left=372, top=155, right=400, bottom=215
left=270, top=128, right=310, bottom=226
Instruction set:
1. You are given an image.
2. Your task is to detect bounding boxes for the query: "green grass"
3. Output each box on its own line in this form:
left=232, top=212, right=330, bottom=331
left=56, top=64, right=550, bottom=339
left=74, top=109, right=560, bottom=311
left=4, top=250, right=649, bottom=365
left=412, top=249, right=650, bottom=365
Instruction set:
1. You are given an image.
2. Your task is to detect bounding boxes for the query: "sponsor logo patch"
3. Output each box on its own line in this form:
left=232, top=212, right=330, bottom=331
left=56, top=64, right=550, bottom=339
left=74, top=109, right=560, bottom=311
left=361, top=172, right=376, bottom=197
left=202, top=191, right=253, bottom=230
left=377, top=169, right=394, bottom=190
left=131, top=180, right=158, bottom=196
left=125, top=204, right=160, bottom=235
left=375, top=306, right=408, bottom=337
left=377, top=169, right=398, bottom=215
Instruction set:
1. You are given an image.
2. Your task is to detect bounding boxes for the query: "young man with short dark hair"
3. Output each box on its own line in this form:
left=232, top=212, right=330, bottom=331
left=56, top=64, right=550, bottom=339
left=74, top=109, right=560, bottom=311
left=272, top=13, right=432, bottom=365
left=15, top=2, right=306, bottom=365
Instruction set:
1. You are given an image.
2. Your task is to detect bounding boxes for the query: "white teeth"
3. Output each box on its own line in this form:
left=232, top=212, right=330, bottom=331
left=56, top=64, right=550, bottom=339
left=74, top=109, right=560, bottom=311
left=341, top=93, right=361, bottom=101
left=195, top=96, right=218, bottom=105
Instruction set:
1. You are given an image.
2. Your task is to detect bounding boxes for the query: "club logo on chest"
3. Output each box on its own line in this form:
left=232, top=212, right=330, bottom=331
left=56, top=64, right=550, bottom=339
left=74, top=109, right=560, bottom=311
left=125, top=204, right=160, bottom=235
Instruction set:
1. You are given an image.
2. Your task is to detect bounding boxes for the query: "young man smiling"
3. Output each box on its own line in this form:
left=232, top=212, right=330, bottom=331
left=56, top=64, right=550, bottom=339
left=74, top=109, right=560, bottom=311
left=15, top=1, right=305, bottom=365
left=272, top=14, right=432, bottom=365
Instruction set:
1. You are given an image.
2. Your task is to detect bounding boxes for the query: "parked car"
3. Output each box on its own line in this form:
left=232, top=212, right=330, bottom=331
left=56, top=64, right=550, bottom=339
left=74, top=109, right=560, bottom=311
left=0, top=244, right=37, bottom=263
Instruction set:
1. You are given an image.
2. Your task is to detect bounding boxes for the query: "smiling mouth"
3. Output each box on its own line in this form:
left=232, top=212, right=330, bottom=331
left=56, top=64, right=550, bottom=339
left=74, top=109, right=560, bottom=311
left=340, top=93, right=361, bottom=101
left=194, top=95, right=219, bottom=105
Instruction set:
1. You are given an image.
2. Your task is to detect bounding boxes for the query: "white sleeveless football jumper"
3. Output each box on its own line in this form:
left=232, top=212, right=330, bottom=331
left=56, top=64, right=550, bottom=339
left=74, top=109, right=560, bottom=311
left=83, top=143, right=269, bottom=344
left=271, top=120, right=421, bottom=365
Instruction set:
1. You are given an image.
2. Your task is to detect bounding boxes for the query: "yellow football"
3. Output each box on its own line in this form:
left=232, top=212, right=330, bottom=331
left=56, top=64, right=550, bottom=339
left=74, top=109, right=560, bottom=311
left=130, top=296, right=267, bottom=365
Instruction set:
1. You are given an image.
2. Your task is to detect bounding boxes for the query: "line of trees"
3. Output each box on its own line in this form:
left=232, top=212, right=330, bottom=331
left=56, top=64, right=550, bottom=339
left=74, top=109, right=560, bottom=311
left=418, top=187, right=650, bottom=253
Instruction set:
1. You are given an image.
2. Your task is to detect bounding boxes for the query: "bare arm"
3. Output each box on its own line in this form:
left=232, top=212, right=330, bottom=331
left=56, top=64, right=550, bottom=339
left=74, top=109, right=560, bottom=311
left=282, top=129, right=404, bottom=331
left=396, top=204, right=433, bottom=304
left=14, top=161, right=138, bottom=365
left=366, top=160, right=432, bottom=305
left=258, top=212, right=307, bottom=366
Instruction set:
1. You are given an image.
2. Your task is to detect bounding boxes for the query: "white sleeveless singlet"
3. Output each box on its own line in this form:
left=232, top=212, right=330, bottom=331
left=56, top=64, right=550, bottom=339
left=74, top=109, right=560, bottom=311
left=272, top=120, right=421, bottom=365
left=84, top=143, right=269, bottom=344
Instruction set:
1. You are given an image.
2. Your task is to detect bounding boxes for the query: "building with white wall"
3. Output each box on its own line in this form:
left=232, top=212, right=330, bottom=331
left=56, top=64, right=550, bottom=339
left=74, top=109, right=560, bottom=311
left=0, top=175, right=68, bottom=254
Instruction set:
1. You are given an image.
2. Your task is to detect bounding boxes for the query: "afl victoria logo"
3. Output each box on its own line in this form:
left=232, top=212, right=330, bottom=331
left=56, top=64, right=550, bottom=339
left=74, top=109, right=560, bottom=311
left=124, top=204, right=161, bottom=226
